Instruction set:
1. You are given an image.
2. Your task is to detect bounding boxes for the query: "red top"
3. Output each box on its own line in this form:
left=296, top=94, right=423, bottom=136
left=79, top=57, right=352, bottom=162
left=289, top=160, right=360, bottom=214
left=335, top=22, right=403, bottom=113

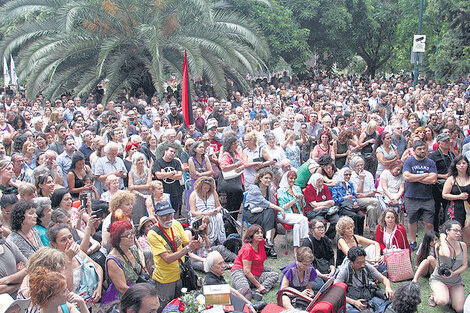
left=375, top=224, right=411, bottom=256
left=232, top=239, right=266, bottom=277
left=303, top=184, right=333, bottom=213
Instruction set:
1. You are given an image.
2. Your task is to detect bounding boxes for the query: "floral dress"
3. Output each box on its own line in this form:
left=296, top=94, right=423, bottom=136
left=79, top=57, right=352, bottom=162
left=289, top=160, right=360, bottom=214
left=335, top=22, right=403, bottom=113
left=284, top=142, right=301, bottom=168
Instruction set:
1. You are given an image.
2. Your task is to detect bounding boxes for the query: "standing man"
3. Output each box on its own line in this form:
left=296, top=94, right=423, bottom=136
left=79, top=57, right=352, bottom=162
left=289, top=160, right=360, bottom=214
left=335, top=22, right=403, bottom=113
left=93, top=142, right=127, bottom=194
left=79, top=130, right=95, bottom=167
left=154, top=144, right=184, bottom=217
left=56, top=137, right=76, bottom=187
left=49, top=124, right=68, bottom=155
left=429, top=133, right=455, bottom=232
left=147, top=202, right=200, bottom=311
left=403, top=140, right=437, bottom=250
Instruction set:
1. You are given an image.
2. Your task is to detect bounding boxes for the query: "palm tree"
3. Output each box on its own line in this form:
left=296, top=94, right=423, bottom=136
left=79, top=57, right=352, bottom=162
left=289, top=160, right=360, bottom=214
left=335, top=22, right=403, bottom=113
left=0, top=0, right=269, bottom=100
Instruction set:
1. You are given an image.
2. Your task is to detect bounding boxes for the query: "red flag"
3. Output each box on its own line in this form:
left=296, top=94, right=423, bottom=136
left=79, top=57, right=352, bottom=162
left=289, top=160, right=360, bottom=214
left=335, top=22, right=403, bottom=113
left=181, top=51, right=193, bottom=128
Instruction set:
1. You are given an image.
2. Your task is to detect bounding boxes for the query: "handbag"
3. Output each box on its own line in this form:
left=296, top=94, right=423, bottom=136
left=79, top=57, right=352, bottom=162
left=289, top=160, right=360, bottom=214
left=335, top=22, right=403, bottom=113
left=77, top=256, right=100, bottom=296
left=218, top=170, right=244, bottom=193
left=152, top=225, right=200, bottom=291
left=116, top=247, right=149, bottom=283
left=382, top=230, right=413, bottom=282
left=101, top=256, right=131, bottom=305
left=222, top=168, right=242, bottom=180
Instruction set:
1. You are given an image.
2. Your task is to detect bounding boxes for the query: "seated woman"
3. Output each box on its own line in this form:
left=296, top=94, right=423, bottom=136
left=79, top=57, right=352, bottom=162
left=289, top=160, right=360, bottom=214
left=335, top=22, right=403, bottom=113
left=412, top=230, right=438, bottom=283
left=301, top=219, right=335, bottom=290
left=32, top=197, right=52, bottom=247
left=136, top=215, right=157, bottom=275
left=335, top=216, right=383, bottom=268
left=230, top=224, right=279, bottom=301
left=276, top=170, right=309, bottom=256
left=48, top=223, right=103, bottom=304
left=7, top=201, right=44, bottom=258
left=330, top=168, right=365, bottom=235
left=145, top=180, right=170, bottom=219
left=375, top=208, right=410, bottom=255
left=100, top=174, right=120, bottom=203
left=377, top=160, right=405, bottom=216
left=51, top=188, right=90, bottom=230
left=303, top=173, right=339, bottom=240
left=313, top=154, right=338, bottom=187
left=279, top=247, right=316, bottom=310
left=17, top=247, right=67, bottom=312
left=29, top=267, right=88, bottom=313
left=429, top=220, right=467, bottom=312
left=189, top=176, right=226, bottom=245
left=244, top=169, right=286, bottom=258
left=101, top=190, right=136, bottom=251
left=104, top=220, right=148, bottom=303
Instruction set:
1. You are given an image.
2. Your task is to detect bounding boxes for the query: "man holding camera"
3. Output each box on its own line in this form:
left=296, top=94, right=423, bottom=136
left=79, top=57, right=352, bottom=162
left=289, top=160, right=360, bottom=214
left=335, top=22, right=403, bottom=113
left=334, top=247, right=394, bottom=313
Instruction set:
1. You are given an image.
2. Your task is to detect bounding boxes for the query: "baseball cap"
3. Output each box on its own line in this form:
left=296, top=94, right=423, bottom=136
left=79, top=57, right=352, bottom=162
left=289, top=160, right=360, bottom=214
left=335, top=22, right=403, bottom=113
left=436, top=133, right=450, bottom=142
left=206, top=119, right=218, bottom=130
left=155, top=201, right=175, bottom=216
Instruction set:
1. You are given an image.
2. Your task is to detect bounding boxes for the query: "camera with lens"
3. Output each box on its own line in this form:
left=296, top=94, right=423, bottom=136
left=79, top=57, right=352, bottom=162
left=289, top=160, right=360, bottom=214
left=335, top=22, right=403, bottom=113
left=438, top=266, right=452, bottom=277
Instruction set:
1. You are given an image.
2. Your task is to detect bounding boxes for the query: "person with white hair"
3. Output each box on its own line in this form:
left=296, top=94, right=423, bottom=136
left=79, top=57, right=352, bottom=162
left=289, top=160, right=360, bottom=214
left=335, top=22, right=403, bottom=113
left=154, top=128, right=183, bottom=159
left=93, top=142, right=127, bottom=193
left=204, top=251, right=260, bottom=313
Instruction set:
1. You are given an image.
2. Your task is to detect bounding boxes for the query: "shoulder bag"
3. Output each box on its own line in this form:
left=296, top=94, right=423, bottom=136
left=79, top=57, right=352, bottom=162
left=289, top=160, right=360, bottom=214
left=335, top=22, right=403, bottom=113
left=383, top=229, right=414, bottom=282
left=152, top=225, right=200, bottom=291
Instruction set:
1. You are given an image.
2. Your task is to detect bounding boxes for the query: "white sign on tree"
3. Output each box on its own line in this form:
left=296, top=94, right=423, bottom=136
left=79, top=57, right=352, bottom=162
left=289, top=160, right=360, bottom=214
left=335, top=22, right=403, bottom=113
left=412, top=35, right=426, bottom=53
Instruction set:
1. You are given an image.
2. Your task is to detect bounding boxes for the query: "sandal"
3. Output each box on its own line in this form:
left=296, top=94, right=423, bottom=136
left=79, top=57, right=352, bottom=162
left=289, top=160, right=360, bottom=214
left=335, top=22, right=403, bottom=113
left=428, top=295, right=436, bottom=307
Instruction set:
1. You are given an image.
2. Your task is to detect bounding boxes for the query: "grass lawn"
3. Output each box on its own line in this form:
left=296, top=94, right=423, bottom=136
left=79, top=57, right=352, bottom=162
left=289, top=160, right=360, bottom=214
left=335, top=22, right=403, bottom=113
left=215, top=225, right=469, bottom=312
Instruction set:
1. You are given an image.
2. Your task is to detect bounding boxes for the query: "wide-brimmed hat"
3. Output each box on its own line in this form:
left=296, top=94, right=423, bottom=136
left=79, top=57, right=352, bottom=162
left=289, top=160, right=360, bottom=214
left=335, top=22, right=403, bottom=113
left=137, top=215, right=156, bottom=231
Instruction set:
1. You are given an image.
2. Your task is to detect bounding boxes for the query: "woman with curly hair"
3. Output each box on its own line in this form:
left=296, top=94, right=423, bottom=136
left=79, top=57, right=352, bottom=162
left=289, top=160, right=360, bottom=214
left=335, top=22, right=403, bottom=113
left=333, top=128, right=355, bottom=169
left=101, top=190, right=136, bottom=251
left=7, top=201, right=43, bottom=258
left=29, top=267, right=88, bottom=313
left=189, top=176, right=226, bottom=245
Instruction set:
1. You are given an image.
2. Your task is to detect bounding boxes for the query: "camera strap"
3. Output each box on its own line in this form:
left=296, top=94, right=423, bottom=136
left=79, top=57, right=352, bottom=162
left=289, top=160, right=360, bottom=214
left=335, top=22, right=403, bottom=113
left=436, top=243, right=458, bottom=270
left=116, top=246, right=143, bottom=275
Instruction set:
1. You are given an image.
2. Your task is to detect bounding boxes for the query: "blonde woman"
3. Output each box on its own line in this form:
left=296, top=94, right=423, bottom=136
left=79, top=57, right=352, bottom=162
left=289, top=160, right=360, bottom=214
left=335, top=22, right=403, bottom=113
left=189, top=177, right=226, bottom=245
left=242, top=131, right=273, bottom=188
left=145, top=180, right=170, bottom=218
left=358, top=120, right=378, bottom=176
left=128, top=152, right=152, bottom=225
left=22, top=141, right=37, bottom=171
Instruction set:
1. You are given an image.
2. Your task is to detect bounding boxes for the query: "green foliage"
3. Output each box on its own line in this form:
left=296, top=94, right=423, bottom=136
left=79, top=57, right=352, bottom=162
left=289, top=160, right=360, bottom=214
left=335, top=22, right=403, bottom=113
left=230, top=0, right=312, bottom=74
left=0, top=0, right=270, bottom=100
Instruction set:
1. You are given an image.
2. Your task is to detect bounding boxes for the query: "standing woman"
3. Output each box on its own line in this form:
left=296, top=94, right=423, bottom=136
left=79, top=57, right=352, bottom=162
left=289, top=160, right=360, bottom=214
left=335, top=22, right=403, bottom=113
left=425, top=127, right=435, bottom=154
left=145, top=134, right=159, bottom=162
left=358, top=120, right=378, bottom=176
left=128, top=152, right=152, bottom=226
left=429, top=220, right=467, bottom=312
left=277, top=170, right=310, bottom=256
left=442, top=155, right=470, bottom=246
left=374, top=131, right=399, bottom=177
left=282, top=130, right=301, bottom=169
left=22, top=141, right=37, bottom=171
left=189, top=177, right=226, bottom=245
left=123, top=142, right=138, bottom=187
left=219, top=135, right=245, bottom=219
left=243, top=131, right=272, bottom=188
left=311, top=131, right=335, bottom=162
left=67, top=152, right=93, bottom=199
left=334, top=128, right=355, bottom=169
left=244, top=169, right=286, bottom=258
left=188, top=141, right=213, bottom=209
left=7, top=201, right=44, bottom=258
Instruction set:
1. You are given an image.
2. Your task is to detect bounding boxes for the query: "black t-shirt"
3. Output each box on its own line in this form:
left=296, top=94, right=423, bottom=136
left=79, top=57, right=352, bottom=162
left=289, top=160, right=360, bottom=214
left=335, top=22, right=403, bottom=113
left=204, top=272, right=227, bottom=285
left=168, top=112, right=184, bottom=127
left=301, top=234, right=335, bottom=267
left=429, top=148, right=454, bottom=175
left=153, top=157, right=183, bottom=195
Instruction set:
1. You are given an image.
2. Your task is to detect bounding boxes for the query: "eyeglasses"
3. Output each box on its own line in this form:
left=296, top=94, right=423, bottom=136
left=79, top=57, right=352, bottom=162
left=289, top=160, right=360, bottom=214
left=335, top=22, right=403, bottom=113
left=344, top=174, right=352, bottom=177
left=315, top=226, right=325, bottom=230
left=450, top=228, right=462, bottom=234
left=121, top=231, right=135, bottom=238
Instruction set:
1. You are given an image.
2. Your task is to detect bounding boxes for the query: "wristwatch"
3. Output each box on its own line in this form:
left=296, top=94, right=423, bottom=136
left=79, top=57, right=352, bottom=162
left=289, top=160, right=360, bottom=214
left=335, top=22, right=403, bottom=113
left=186, top=246, right=192, bottom=253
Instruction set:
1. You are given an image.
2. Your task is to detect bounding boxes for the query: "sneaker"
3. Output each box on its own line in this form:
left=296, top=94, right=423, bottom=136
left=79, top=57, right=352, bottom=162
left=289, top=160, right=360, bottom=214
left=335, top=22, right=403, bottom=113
left=268, top=246, right=277, bottom=258
left=410, top=241, right=417, bottom=251
left=252, top=291, right=263, bottom=301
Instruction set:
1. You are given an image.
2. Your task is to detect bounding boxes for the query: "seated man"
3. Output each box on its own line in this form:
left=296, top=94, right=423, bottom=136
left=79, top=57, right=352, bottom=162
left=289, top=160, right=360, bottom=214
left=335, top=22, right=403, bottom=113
left=204, top=251, right=264, bottom=313
left=349, top=156, right=381, bottom=238
left=0, top=215, right=27, bottom=296
left=334, top=247, right=393, bottom=313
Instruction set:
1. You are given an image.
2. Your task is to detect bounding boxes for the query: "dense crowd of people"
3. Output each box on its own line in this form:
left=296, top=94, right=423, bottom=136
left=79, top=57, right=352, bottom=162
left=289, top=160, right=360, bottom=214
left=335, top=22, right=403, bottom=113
left=0, top=72, right=470, bottom=313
